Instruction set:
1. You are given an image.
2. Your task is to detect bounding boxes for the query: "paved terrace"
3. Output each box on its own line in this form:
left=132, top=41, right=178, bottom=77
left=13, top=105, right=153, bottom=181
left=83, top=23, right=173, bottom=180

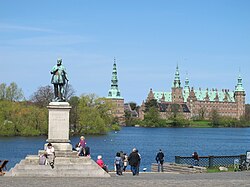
left=1, top=171, right=250, bottom=187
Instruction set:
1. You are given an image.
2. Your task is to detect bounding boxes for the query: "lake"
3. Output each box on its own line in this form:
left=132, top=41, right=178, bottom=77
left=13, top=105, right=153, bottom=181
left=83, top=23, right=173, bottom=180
left=1, top=127, right=250, bottom=171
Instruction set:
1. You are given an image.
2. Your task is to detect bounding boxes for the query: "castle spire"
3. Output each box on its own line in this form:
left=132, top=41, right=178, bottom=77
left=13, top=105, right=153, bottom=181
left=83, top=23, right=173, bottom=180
left=107, top=57, right=123, bottom=98
left=235, top=74, right=245, bottom=92
left=173, top=64, right=181, bottom=88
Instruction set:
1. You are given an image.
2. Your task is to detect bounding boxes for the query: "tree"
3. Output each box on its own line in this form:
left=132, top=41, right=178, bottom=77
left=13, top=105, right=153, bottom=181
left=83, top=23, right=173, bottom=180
left=0, top=83, right=7, bottom=100
left=0, top=82, right=24, bottom=101
left=68, top=96, right=80, bottom=132
left=64, top=83, right=76, bottom=101
left=210, top=109, right=220, bottom=127
left=76, top=94, right=114, bottom=135
left=171, top=104, right=180, bottom=118
left=30, top=85, right=54, bottom=107
left=145, top=99, right=158, bottom=112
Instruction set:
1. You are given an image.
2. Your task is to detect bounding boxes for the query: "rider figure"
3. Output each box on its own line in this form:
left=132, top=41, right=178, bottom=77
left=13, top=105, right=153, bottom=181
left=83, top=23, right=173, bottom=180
left=50, top=58, right=69, bottom=101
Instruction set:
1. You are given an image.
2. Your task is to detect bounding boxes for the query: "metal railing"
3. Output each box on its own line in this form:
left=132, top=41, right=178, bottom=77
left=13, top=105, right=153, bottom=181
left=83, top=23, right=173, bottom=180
left=175, top=155, right=246, bottom=168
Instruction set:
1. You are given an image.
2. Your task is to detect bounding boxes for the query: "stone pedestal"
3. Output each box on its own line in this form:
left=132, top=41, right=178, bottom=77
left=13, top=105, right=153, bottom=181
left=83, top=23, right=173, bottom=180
left=47, top=102, right=72, bottom=151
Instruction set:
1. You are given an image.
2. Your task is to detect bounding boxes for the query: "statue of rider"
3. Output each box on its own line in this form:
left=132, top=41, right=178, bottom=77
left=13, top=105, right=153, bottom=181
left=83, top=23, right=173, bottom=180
left=50, top=58, right=69, bottom=102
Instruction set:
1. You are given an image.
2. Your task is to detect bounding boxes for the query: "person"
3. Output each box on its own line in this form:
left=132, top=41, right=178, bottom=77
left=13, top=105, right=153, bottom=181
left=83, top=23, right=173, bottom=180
left=114, top=152, right=122, bottom=176
left=192, top=152, right=199, bottom=166
left=135, top=149, right=141, bottom=175
left=96, top=155, right=108, bottom=172
left=155, top=149, right=165, bottom=172
left=77, top=136, right=86, bottom=156
left=50, top=58, right=69, bottom=102
left=45, top=143, right=55, bottom=169
left=123, top=153, right=129, bottom=172
left=128, top=148, right=141, bottom=176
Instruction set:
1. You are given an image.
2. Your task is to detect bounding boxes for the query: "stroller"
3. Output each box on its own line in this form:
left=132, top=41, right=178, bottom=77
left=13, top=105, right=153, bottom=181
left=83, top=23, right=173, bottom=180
left=239, top=151, right=250, bottom=171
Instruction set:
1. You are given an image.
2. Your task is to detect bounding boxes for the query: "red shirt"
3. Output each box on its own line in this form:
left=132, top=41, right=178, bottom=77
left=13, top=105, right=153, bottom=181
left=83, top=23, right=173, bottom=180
left=96, top=159, right=104, bottom=168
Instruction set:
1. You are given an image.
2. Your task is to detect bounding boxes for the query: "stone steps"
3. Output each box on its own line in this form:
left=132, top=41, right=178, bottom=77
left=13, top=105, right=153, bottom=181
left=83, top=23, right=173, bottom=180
left=151, top=163, right=207, bottom=174
left=5, top=152, right=110, bottom=178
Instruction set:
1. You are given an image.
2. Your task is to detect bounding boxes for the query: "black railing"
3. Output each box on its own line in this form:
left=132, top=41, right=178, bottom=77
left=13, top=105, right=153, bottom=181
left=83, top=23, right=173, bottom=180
left=175, top=155, right=246, bottom=168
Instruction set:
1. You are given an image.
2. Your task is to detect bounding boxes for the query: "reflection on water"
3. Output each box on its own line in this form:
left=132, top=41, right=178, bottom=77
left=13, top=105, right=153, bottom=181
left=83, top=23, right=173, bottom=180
left=1, top=127, right=250, bottom=171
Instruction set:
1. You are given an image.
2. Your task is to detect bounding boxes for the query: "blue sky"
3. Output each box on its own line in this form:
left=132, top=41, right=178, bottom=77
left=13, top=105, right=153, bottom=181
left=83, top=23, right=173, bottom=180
left=0, top=0, right=250, bottom=104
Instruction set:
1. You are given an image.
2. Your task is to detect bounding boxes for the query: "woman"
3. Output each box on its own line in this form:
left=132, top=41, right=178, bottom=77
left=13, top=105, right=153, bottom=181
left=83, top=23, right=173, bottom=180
left=96, top=155, right=108, bottom=172
left=114, top=152, right=122, bottom=176
left=77, top=136, right=86, bottom=156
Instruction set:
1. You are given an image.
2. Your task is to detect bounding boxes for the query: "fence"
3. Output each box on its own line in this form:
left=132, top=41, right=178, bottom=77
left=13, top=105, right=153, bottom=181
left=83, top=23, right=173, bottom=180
left=175, top=155, right=246, bottom=168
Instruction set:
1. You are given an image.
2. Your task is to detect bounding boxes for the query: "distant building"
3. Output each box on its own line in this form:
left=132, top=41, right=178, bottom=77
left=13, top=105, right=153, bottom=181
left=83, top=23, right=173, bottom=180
left=141, top=65, right=246, bottom=120
left=107, top=58, right=125, bottom=125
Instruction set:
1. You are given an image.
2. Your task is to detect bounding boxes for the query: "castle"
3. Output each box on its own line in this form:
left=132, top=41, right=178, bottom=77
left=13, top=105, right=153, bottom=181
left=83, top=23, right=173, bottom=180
left=141, top=65, right=246, bottom=120
left=106, top=58, right=125, bottom=125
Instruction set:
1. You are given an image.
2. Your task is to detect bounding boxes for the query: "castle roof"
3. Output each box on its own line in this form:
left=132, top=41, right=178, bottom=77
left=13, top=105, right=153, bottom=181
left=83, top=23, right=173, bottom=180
left=153, top=89, right=235, bottom=103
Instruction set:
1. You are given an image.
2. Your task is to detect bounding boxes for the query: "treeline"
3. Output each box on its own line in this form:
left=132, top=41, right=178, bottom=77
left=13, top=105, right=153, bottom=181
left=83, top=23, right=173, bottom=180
left=0, top=83, right=119, bottom=136
left=125, top=99, right=250, bottom=128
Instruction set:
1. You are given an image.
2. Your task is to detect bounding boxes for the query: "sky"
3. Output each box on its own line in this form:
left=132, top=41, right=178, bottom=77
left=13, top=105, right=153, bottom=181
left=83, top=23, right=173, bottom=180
left=0, top=0, right=250, bottom=104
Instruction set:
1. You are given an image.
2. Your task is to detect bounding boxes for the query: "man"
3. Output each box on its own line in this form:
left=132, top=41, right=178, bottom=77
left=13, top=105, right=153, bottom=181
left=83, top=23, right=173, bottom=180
left=50, top=58, right=69, bottom=101
left=155, top=149, right=164, bottom=172
left=128, top=148, right=141, bottom=176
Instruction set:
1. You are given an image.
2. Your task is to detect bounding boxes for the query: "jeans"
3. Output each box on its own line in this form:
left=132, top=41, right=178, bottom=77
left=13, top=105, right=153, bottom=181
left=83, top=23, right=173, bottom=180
left=158, top=162, right=163, bottom=172
left=131, top=166, right=137, bottom=175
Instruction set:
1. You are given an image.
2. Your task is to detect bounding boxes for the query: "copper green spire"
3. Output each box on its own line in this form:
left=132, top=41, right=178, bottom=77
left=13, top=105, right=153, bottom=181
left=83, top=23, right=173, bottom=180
left=107, top=58, right=123, bottom=99
left=173, top=64, right=181, bottom=88
left=235, top=74, right=245, bottom=92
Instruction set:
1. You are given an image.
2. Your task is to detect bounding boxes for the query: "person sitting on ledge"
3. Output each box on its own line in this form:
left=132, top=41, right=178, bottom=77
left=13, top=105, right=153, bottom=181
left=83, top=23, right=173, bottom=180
left=96, top=155, right=108, bottom=172
left=45, top=143, right=55, bottom=169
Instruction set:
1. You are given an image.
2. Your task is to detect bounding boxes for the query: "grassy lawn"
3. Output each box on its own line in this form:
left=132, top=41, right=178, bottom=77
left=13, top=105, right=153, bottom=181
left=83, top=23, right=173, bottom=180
left=190, top=120, right=211, bottom=128
left=207, top=166, right=235, bottom=173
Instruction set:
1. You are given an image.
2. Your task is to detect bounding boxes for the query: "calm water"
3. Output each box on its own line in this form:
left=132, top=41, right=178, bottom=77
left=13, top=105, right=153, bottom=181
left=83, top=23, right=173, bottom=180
left=1, top=127, right=250, bottom=171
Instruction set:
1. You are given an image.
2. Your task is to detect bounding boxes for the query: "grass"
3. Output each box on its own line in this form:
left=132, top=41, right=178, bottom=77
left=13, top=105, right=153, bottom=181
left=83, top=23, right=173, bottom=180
left=206, top=166, right=235, bottom=173
left=190, top=120, right=211, bottom=128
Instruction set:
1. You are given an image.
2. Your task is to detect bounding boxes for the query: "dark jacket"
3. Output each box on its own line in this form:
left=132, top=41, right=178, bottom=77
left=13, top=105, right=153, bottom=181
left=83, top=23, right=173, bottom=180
left=155, top=152, right=164, bottom=163
left=128, top=152, right=140, bottom=166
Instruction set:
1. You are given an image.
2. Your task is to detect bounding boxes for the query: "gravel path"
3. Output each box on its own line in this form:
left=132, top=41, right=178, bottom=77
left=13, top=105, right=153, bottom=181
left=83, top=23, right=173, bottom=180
left=1, top=172, right=250, bottom=187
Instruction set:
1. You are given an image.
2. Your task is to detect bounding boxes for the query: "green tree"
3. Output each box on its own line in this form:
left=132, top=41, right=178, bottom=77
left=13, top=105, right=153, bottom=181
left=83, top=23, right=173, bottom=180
left=76, top=94, right=114, bottom=135
left=145, top=99, right=158, bottom=112
left=210, top=109, right=220, bottom=127
left=142, top=107, right=166, bottom=127
left=0, top=83, right=7, bottom=100
left=6, top=82, right=24, bottom=101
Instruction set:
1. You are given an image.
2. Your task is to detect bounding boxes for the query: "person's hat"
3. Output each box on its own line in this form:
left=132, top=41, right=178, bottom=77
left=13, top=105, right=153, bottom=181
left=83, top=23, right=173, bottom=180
left=97, top=155, right=102, bottom=159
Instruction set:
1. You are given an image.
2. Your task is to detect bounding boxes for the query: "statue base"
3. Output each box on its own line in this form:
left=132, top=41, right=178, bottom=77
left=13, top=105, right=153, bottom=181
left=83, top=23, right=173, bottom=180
left=47, top=102, right=72, bottom=151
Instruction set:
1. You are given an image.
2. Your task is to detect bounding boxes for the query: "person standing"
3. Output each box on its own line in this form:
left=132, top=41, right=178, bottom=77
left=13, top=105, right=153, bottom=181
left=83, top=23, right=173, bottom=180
left=77, top=136, right=86, bottom=156
left=114, top=152, right=122, bottom=176
left=136, top=149, right=141, bottom=175
left=123, top=153, right=129, bottom=172
left=192, top=152, right=199, bottom=166
left=128, top=148, right=141, bottom=176
left=155, top=149, right=164, bottom=172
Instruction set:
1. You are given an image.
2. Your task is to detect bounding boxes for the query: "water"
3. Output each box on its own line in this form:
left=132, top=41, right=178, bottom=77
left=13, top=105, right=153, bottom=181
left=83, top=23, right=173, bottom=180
left=1, top=127, right=250, bottom=171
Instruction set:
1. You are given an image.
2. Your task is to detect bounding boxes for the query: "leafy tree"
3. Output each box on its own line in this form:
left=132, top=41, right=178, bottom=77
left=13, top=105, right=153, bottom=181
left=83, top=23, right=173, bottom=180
left=142, top=107, right=166, bottom=127
left=144, top=99, right=158, bottom=112
left=0, top=82, right=24, bottom=101
left=209, top=109, right=220, bottom=127
left=0, top=83, right=7, bottom=100
left=69, top=96, right=80, bottom=132
left=76, top=94, right=114, bottom=135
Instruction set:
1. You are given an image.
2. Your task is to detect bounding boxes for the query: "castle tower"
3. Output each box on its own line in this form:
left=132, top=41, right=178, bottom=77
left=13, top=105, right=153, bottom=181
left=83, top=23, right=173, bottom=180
left=234, top=74, right=246, bottom=119
left=107, top=58, right=125, bottom=125
left=172, top=65, right=184, bottom=103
